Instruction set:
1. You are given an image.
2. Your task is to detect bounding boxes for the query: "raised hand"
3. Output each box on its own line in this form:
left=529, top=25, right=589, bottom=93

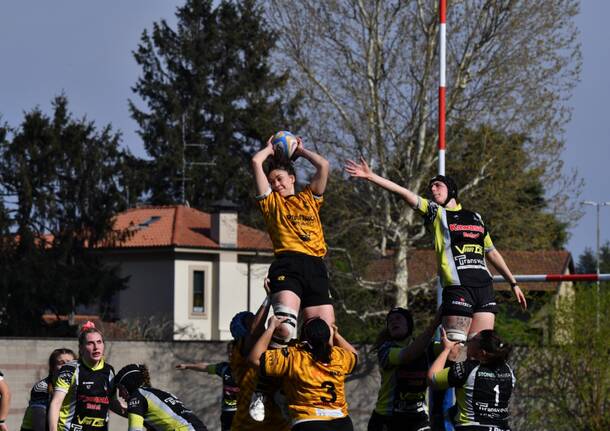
left=345, top=157, right=373, bottom=179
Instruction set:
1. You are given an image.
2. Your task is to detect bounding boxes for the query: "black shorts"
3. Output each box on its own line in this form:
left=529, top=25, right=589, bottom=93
left=292, top=416, right=353, bottom=431
left=441, top=284, right=498, bottom=317
left=268, top=252, right=332, bottom=308
left=367, top=410, right=430, bottom=431
left=220, top=410, right=234, bottom=431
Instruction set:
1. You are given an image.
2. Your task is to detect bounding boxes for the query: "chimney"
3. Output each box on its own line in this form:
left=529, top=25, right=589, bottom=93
left=211, top=199, right=239, bottom=248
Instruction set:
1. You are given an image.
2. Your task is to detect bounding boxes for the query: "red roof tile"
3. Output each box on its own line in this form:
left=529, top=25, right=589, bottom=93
left=106, top=205, right=272, bottom=251
left=365, top=249, right=572, bottom=292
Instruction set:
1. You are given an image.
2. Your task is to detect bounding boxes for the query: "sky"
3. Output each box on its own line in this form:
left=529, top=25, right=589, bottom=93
left=1, top=1, right=608, bottom=266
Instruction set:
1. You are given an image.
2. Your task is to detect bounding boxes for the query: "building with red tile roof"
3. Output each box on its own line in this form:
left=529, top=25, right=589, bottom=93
left=97, top=204, right=273, bottom=341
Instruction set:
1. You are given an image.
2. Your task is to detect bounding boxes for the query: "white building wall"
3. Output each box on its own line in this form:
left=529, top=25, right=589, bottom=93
left=216, top=252, right=248, bottom=340
left=174, top=258, right=214, bottom=340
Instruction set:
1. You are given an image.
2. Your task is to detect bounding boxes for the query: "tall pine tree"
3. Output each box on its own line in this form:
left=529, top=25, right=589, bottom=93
left=130, top=0, right=302, bottom=218
left=0, top=96, right=133, bottom=335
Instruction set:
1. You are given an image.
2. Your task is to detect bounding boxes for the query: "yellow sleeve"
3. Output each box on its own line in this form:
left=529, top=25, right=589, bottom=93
left=303, top=186, right=324, bottom=209
left=338, top=348, right=357, bottom=374
left=484, top=232, right=495, bottom=252
left=127, top=413, right=145, bottom=431
left=431, top=368, right=450, bottom=390
left=414, top=196, right=430, bottom=216
left=261, top=348, right=290, bottom=378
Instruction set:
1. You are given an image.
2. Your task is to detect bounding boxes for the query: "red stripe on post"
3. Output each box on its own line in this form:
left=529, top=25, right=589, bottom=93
left=440, top=0, right=447, bottom=23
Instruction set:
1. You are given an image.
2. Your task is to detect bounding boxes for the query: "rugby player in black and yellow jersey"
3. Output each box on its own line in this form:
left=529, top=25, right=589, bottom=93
left=428, top=329, right=516, bottom=431
left=248, top=316, right=358, bottom=431
left=115, top=364, right=207, bottom=431
left=48, top=323, right=125, bottom=431
left=21, top=348, right=76, bottom=431
left=345, top=158, right=526, bottom=351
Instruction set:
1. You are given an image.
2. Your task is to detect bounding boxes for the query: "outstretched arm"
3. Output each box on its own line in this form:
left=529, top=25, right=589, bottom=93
left=295, top=137, right=329, bottom=196
left=175, top=362, right=210, bottom=372
left=251, top=137, right=274, bottom=196
left=332, top=325, right=358, bottom=355
left=398, top=309, right=441, bottom=364
left=486, top=249, right=527, bottom=310
left=247, top=315, right=286, bottom=367
left=48, top=390, right=67, bottom=431
left=345, top=157, right=420, bottom=207
left=427, top=327, right=459, bottom=389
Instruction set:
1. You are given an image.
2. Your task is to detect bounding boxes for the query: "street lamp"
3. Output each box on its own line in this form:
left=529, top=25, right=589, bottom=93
left=582, top=200, right=610, bottom=328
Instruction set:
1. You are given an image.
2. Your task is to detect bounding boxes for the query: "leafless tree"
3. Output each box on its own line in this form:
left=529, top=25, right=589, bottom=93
left=267, top=0, right=581, bottom=306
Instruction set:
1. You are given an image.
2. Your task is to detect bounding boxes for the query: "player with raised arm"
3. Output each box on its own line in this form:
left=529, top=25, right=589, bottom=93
left=427, top=329, right=516, bottom=431
left=345, top=159, right=526, bottom=355
left=368, top=309, right=441, bottom=431
left=248, top=316, right=358, bottom=431
left=175, top=343, right=238, bottom=431
left=250, top=134, right=332, bottom=419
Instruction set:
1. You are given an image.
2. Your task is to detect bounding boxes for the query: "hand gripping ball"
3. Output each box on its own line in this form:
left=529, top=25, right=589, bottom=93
left=272, top=131, right=298, bottom=161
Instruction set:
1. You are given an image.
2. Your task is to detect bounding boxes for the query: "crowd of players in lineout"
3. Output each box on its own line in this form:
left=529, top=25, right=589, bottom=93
left=0, top=133, right=528, bottom=431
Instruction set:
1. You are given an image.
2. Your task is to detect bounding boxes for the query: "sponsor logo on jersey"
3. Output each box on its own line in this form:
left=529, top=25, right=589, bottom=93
left=76, top=416, right=105, bottom=427
left=454, top=244, right=483, bottom=254
left=449, top=224, right=484, bottom=233
left=463, top=232, right=481, bottom=239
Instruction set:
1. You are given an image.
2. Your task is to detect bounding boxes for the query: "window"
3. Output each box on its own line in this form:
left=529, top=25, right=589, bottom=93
left=192, top=270, right=205, bottom=314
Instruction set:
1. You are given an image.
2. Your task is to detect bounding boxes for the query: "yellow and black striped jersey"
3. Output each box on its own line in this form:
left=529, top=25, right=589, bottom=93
left=414, top=197, right=495, bottom=288
left=229, top=344, right=290, bottom=431
left=53, top=359, right=115, bottom=431
left=257, top=186, right=326, bottom=257
left=261, top=344, right=357, bottom=425
left=126, top=387, right=206, bottom=431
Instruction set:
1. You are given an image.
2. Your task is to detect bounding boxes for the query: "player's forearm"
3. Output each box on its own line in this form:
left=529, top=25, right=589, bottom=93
left=247, top=326, right=274, bottom=367
left=366, top=172, right=419, bottom=206
left=427, top=348, right=451, bottom=386
left=399, top=319, right=438, bottom=364
left=487, top=249, right=516, bottom=284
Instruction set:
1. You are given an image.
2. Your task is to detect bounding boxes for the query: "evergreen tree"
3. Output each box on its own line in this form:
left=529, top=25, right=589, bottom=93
left=130, top=0, right=302, bottom=219
left=0, top=96, right=133, bottom=335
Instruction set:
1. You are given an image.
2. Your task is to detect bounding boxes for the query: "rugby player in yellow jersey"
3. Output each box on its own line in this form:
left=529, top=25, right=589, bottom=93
left=251, top=135, right=333, bottom=421
left=251, top=135, right=333, bottom=346
left=115, top=364, right=208, bottom=431
left=345, top=159, right=526, bottom=353
left=248, top=316, right=358, bottom=431
left=21, top=348, right=76, bottom=431
left=48, top=322, right=125, bottom=431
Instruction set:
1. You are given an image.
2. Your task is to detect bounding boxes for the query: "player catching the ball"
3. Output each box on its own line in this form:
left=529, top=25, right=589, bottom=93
left=250, top=132, right=333, bottom=417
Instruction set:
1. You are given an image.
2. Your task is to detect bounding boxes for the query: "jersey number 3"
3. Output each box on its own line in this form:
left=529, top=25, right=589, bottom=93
left=320, top=381, right=337, bottom=403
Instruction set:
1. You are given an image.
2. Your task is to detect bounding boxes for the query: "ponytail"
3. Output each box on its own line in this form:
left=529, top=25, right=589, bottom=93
left=301, top=318, right=332, bottom=364
left=478, top=330, right=512, bottom=366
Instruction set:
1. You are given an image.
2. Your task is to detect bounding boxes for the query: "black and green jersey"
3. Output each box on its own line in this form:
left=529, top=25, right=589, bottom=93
left=373, top=340, right=430, bottom=417
left=205, top=362, right=238, bottom=412
left=126, top=387, right=207, bottom=431
left=54, top=360, right=116, bottom=431
left=415, top=197, right=495, bottom=288
left=434, top=360, right=515, bottom=429
left=21, top=376, right=51, bottom=431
